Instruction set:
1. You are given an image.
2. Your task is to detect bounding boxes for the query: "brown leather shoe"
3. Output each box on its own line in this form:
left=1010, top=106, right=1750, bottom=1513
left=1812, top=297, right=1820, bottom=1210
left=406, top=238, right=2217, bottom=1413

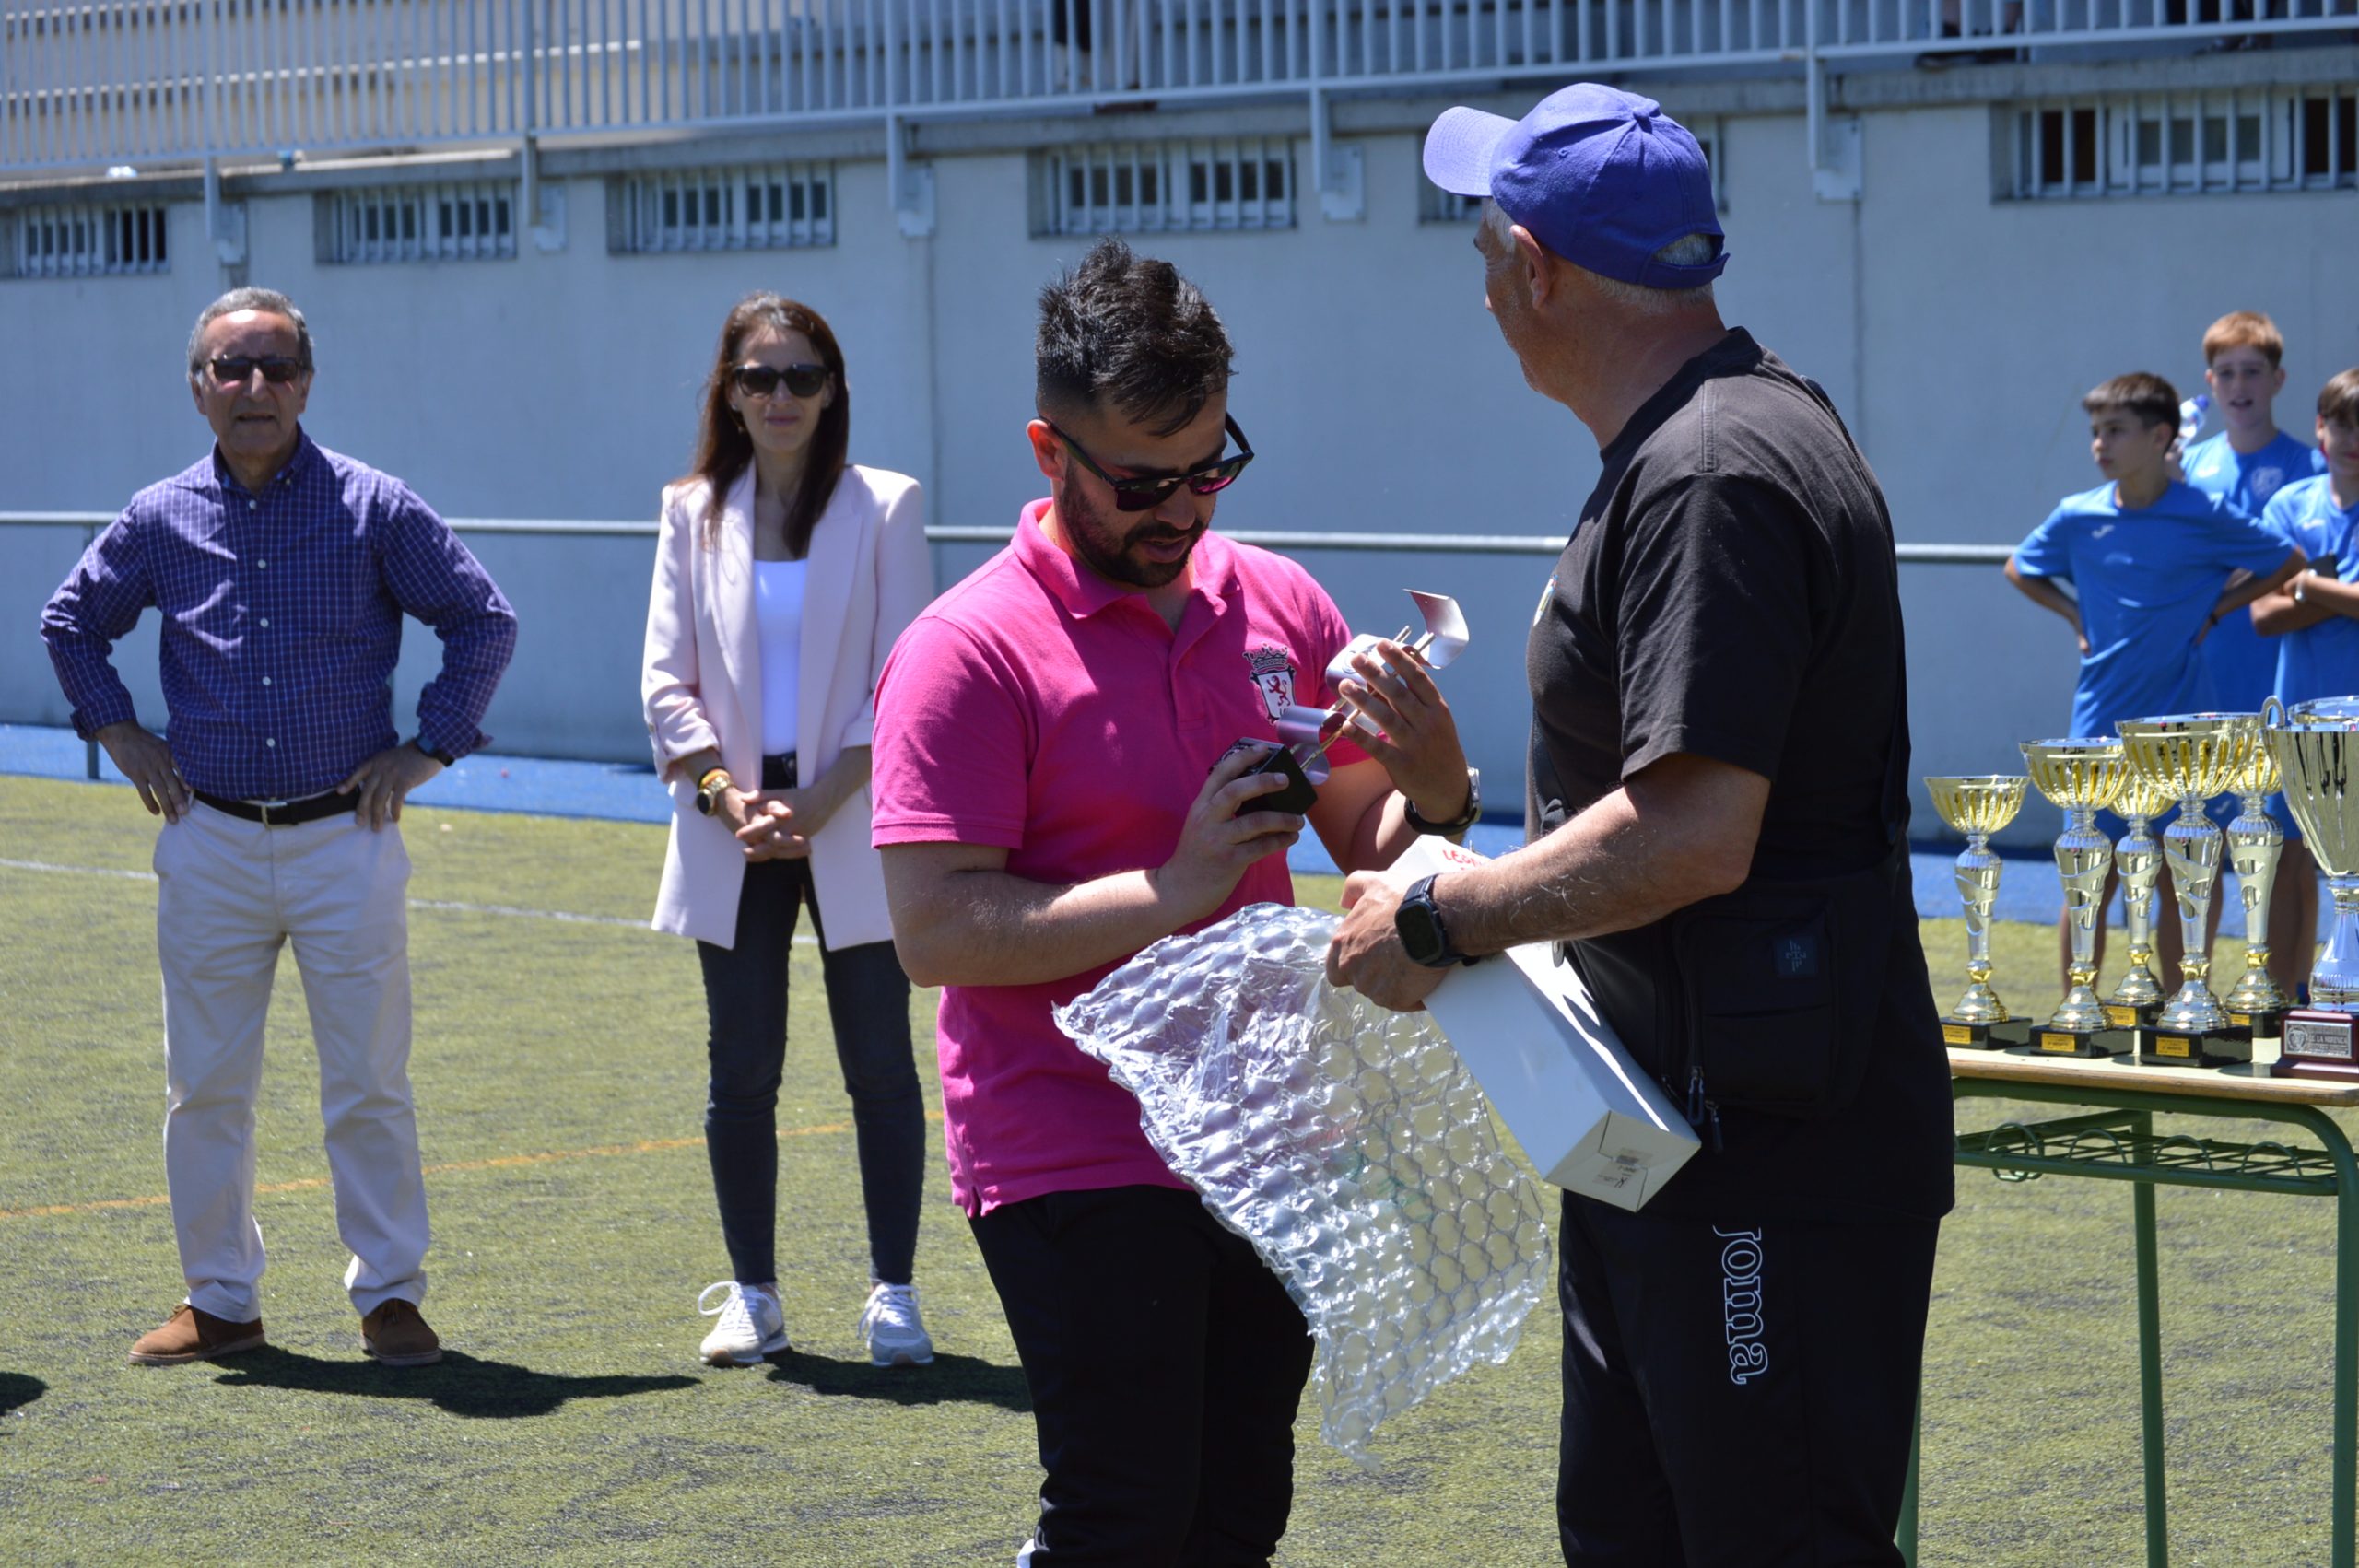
left=359, top=1299, right=442, bottom=1366
left=129, top=1303, right=266, bottom=1364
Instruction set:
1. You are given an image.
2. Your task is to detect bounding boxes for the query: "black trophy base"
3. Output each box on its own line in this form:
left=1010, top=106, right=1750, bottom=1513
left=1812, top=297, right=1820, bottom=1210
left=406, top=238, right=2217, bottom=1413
left=2140, top=1024, right=2253, bottom=1068
left=2273, top=1011, right=2359, bottom=1081
left=1942, top=1018, right=2033, bottom=1051
left=2011, top=1024, right=2133, bottom=1059
left=2102, top=1000, right=2161, bottom=1031
left=2225, top=1005, right=2289, bottom=1044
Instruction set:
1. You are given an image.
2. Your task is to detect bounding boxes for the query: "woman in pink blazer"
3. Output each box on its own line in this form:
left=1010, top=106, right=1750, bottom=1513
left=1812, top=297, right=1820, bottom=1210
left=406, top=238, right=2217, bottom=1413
left=641, top=294, right=936, bottom=1370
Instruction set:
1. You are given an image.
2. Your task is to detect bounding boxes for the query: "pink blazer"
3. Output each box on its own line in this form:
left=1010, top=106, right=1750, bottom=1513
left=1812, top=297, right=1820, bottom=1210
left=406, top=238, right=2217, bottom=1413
left=641, top=463, right=933, bottom=950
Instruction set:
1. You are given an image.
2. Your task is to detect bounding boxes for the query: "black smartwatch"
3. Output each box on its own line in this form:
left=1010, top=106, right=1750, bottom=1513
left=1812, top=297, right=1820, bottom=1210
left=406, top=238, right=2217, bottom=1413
left=411, top=736, right=457, bottom=766
left=1404, top=767, right=1482, bottom=837
left=1395, top=874, right=1476, bottom=969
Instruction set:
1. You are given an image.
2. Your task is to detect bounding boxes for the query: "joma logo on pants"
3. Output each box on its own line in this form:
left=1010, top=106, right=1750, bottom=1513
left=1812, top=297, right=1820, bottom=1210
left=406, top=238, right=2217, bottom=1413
left=1716, top=1226, right=1766, bottom=1386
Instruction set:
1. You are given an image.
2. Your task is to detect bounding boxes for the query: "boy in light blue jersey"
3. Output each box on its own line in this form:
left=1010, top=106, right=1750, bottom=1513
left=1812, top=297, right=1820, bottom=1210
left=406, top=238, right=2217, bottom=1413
left=2185, top=311, right=2326, bottom=718
left=2248, top=369, right=2359, bottom=996
left=2007, top=371, right=2300, bottom=985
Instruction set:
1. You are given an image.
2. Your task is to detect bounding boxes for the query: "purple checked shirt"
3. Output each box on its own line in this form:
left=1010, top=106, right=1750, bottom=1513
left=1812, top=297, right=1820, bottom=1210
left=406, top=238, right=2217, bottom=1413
left=41, top=430, right=518, bottom=801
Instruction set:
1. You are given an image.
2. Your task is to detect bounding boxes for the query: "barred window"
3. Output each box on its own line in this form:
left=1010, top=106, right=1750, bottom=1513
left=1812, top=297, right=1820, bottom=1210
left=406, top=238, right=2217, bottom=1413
left=4, top=202, right=169, bottom=279
left=322, top=181, right=515, bottom=263
left=609, top=164, right=835, bottom=252
left=2011, top=88, right=2357, bottom=198
left=1034, top=141, right=1294, bottom=236
left=1418, top=124, right=1722, bottom=221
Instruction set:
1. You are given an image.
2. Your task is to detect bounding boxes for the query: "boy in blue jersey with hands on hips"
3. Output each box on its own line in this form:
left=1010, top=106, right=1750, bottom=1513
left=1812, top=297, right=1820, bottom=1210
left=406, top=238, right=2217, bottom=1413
left=2186, top=311, right=2329, bottom=995
left=2006, top=371, right=2301, bottom=988
left=2247, top=369, right=2359, bottom=993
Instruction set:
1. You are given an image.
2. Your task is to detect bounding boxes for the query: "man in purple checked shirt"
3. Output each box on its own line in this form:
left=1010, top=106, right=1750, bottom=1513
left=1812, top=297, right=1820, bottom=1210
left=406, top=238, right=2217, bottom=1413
left=41, top=287, right=516, bottom=1370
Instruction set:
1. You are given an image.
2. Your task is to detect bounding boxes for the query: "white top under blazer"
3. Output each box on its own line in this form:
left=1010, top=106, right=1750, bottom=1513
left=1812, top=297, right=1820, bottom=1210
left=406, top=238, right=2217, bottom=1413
left=641, top=463, right=933, bottom=951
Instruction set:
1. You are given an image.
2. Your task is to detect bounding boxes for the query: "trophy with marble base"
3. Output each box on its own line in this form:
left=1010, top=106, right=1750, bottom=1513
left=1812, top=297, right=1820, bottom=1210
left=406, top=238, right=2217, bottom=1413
left=1926, top=775, right=2033, bottom=1049
left=2118, top=713, right=2262, bottom=1067
left=2019, top=740, right=2133, bottom=1058
left=2223, top=731, right=2292, bottom=1042
left=2266, top=698, right=2359, bottom=1081
left=2099, top=772, right=2176, bottom=1040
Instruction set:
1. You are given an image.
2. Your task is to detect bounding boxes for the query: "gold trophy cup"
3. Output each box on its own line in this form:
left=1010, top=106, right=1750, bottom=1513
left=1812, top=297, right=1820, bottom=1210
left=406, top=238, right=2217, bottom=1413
left=2021, top=740, right=2133, bottom=1056
left=2223, top=731, right=2292, bottom=1039
left=2103, top=771, right=2177, bottom=1035
left=1926, top=776, right=2031, bottom=1049
left=2118, top=713, right=2264, bottom=1066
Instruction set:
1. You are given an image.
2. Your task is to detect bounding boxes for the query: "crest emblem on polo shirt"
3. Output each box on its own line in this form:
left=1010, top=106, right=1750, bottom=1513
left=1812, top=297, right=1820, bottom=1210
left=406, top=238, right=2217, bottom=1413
left=2253, top=466, right=2286, bottom=504
left=1247, top=644, right=1297, bottom=721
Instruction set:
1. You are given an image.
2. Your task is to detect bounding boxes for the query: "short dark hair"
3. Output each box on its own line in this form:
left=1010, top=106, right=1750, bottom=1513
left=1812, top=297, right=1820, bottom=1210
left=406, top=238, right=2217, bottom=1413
left=188, top=287, right=314, bottom=377
left=2083, top=372, right=2178, bottom=431
left=2322, top=369, right=2359, bottom=431
left=1035, top=239, right=1233, bottom=436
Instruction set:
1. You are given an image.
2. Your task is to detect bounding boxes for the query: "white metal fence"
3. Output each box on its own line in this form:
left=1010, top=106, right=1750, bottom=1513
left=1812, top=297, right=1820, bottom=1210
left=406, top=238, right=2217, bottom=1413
left=6, top=0, right=2356, bottom=175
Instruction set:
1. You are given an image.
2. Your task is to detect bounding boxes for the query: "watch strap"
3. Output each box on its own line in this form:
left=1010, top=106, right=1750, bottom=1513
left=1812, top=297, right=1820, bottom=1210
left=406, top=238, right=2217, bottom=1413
left=1404, top=767, right=1481, bottom=836
left=412, top=736, right=458, bottom=766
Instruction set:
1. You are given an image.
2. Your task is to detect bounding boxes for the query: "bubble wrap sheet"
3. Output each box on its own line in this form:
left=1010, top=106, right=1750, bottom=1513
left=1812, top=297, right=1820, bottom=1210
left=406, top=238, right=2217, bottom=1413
left=1055, top=903, right=1553, bottom=1462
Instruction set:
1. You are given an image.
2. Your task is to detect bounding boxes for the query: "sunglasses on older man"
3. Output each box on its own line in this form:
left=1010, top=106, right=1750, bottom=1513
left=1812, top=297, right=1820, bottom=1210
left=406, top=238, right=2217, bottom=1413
left=731, top=361, right=830, bottom=400
left=1049, top=414, right=1255, bottom=512
left=207, top=356, right=308, bottom=387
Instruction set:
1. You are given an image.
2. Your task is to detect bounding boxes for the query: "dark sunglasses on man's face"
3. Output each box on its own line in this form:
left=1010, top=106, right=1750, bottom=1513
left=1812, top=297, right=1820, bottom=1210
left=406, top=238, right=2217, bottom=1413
left=1050, top=415, right=1255, bottom=512
left=207, top=356, right=307, bottom=387
left=732, top=362, right=829, bottom=400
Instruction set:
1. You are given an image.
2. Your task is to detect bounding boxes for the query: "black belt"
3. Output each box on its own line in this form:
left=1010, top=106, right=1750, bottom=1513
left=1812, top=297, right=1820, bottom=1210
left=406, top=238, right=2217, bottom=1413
left=193, top=790, right=350, bottom=827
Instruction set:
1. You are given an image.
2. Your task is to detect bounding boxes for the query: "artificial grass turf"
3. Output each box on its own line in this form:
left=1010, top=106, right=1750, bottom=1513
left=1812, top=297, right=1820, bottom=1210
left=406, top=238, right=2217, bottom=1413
left=0, top=771, right=2347, bottom=1565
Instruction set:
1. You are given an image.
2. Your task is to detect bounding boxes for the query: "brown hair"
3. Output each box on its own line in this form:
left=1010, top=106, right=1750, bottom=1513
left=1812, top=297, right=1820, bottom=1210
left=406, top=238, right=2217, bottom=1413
left=2083, top=372, right=2179, bottom=431
left=2321, top=369, right=2359, bottom=430
left=2203, top=310, right=2285, bottom=369
left=682, top=293, right=849, bottom=555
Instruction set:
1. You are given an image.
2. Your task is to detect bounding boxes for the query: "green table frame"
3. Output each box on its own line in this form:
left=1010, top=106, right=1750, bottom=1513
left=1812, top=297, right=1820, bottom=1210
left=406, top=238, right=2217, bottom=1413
left=1899, top=1053, right=2359, bottom=1567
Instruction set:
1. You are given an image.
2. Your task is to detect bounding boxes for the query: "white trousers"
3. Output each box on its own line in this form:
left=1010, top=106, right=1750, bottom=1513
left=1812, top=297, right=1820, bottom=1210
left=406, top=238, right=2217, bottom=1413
left=154, top=802, right=428, bottom=1320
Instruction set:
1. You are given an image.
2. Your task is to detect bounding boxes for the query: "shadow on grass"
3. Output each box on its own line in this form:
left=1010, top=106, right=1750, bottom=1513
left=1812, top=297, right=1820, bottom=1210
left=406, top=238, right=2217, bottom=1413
left=765, top=1348, right=1030, bottom=1411
left=0, top=1372, right=44, bottom=1425
left=211, top=1348, right=695, bottom=1418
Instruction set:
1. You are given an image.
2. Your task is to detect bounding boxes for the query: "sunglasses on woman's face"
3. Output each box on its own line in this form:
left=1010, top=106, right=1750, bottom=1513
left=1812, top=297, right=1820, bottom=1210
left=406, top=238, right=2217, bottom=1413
left=732, top=362, right=829, bottom=400
left=1050, top=415, right=1255, bottom=512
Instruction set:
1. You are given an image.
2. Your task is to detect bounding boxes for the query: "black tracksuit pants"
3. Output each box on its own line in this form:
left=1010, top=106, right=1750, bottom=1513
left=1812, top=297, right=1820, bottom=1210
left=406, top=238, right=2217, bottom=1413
left=1556, top=1192, right=1940, bottom=1567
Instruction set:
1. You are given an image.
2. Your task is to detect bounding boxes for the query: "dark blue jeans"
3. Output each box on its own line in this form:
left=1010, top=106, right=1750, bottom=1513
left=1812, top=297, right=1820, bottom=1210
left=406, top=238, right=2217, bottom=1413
left=694, top=756, right=923, bottom=1286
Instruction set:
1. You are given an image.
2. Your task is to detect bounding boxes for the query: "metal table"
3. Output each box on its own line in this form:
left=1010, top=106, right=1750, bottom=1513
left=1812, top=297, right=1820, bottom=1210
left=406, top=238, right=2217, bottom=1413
left=1902, top=1047, right=2359, bottom=1568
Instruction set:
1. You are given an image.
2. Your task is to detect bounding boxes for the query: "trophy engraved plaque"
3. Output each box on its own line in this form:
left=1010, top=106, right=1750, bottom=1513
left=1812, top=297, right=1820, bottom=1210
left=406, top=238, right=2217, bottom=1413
left=2020, top=740, right=2133, bottom=1057
left=2265, top=698, right=2359, bottom=1081
left=2103, top=772, right=2176, bottom=1036
left=2118, top=713, right=2263, bottom=1066
left=2223, top=734, right=2291, bottom=1041
left=1926, top=776, right=2032, bottom=1049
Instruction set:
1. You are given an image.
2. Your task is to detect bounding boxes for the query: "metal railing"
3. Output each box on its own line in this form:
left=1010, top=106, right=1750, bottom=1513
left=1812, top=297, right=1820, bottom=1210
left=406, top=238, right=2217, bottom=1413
left=6, top=0, right=2355, bottom=176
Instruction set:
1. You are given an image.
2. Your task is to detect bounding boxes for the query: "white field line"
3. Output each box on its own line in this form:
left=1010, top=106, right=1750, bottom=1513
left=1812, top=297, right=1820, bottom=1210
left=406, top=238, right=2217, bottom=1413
left=0, top=858, right=817, bottom=942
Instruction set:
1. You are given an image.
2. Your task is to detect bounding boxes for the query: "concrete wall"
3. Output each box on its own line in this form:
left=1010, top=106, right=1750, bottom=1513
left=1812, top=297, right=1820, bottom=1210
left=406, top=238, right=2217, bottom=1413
left=8, top=76, right=2358, bottom=848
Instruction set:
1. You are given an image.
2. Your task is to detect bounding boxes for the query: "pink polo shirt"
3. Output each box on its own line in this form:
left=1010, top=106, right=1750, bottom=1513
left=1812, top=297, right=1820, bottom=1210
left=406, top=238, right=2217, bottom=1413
left=871, top=499, right=1365, bottom=1215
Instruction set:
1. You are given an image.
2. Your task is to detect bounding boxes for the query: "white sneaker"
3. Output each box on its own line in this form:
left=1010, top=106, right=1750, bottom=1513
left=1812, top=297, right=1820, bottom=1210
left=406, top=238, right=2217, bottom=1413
left=697, top=1281, right=787, bottom=1366
left=857, top=1281, right=935, bottom=1367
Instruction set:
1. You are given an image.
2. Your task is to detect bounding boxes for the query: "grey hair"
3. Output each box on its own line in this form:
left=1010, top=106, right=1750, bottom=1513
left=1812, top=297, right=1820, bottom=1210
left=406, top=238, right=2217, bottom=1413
left=186, top=287, right=314, bottom=377
left=1481, top=199, right=1717, bottom=315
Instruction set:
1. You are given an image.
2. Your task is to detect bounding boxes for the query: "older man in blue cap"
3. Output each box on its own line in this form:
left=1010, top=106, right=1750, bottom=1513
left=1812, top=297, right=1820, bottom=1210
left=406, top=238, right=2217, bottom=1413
left=1330, top=85, right=1953, bottom=1566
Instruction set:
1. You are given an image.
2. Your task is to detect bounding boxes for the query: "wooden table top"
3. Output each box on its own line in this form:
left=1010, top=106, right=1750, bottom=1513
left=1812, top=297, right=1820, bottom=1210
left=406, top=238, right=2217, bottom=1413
left=1950, top=1043, right=2359, bottom=1107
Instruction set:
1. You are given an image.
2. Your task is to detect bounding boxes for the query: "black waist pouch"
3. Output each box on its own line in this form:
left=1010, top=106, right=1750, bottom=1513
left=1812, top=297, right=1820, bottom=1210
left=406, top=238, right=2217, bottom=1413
left=1659, top=840, right=1905, bottom=1121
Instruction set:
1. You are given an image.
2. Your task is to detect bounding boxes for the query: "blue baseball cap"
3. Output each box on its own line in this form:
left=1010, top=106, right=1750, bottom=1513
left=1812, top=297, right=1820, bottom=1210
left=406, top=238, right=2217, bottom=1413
left=1422, top=84, right=1728, bottom=290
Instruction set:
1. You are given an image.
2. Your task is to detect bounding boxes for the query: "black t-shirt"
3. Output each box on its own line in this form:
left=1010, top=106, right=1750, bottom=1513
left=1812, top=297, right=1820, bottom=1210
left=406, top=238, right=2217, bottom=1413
left=1526, top=328, right=1954, bottom=1225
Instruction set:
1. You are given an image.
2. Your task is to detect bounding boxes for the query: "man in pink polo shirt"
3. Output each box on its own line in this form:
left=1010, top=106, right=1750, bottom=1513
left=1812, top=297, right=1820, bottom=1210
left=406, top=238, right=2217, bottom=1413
left=871, top=239, right=1480, bottom=1567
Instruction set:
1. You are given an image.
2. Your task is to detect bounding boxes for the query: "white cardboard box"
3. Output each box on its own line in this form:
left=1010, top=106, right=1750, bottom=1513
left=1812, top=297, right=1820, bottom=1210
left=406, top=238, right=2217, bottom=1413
left=1392, top=837, right=1701, bottom=1211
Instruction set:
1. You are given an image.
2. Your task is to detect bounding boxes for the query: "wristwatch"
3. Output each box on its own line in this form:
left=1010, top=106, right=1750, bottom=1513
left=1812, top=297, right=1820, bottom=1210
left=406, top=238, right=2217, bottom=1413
left=1395, top=874, right=1476, bottom=969
left=410, top=736, right=457, bottom=766
left=1404, top=767, right=1482, bottom=837
left=694, top=766, right=734, bottom=817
